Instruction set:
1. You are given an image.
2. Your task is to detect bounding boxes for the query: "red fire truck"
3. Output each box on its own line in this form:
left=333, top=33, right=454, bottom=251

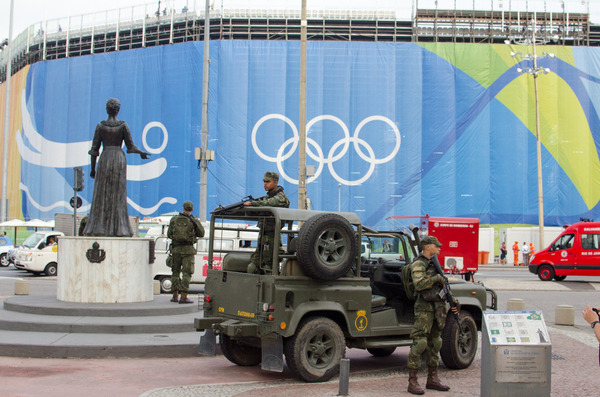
left=387, top=215, right=480, bottom=281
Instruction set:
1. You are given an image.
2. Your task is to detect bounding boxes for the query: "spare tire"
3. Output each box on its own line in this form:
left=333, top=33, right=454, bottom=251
left=297, top=213, right=358, bottom=280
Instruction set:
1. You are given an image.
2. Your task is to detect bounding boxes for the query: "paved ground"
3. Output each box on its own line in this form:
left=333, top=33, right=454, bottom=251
left=1, top=327, right=597, bottom=397
left=1, top=266, right=599, bottom=397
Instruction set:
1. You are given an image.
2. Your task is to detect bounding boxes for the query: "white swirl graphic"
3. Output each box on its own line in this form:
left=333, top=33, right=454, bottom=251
left=251, top=114, right=401, bottom=186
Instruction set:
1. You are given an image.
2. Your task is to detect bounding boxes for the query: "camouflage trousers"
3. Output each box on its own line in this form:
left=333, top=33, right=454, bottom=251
left=171, top=252, right=195, bottom=293
left=249, top=233, right=283, bottom=273
left=407, top=304, right=447, bottom=369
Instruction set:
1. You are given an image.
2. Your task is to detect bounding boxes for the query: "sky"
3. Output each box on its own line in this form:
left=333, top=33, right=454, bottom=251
left=1, top=0, right=599, bottom=43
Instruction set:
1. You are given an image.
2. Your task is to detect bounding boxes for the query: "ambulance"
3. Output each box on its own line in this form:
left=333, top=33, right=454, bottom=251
left=528, top=222, right=600, bottom=281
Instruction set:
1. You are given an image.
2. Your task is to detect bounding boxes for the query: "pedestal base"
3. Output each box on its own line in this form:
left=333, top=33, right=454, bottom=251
left=57, top=237, right=153, bottom=303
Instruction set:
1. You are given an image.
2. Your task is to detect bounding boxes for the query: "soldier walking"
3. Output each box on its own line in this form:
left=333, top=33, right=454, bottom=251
left=167, top=201, right=204, bottom=303
left=407, top=236, right=459, bottom=395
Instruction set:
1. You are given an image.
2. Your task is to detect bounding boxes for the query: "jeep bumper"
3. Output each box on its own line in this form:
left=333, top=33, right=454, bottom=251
left=195, top=317, right=259, bottom=337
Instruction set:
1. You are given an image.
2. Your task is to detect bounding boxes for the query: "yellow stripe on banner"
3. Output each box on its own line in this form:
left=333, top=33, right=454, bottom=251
left=497, top=70, right=600, bottom=210
left=0, top=65, right=30, bottom=220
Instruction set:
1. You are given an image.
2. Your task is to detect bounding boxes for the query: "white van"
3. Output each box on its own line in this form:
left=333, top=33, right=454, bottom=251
left=152, top=223, right=258, bottom=293
left=14, top=231, right=64, bottom=276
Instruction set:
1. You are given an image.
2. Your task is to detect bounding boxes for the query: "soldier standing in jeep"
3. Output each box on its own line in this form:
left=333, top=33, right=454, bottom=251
left=407, top=235, right=458, bottom=395
left=167, top=201, right=204, bottom=303
left=243, top=171, right=289, bottom=274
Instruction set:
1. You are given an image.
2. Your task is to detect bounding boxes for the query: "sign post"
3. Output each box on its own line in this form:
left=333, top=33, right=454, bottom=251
left=481, top=310, right=551, bottom=396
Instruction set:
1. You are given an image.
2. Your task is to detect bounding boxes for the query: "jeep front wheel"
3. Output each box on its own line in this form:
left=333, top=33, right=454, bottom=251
left=220, top=335, right=261, bottom=366
left=284, top=316, right=346, bottom=382
left=297, top=214, right=358, bottom=281
left=440, top=310, right=477, bottom=369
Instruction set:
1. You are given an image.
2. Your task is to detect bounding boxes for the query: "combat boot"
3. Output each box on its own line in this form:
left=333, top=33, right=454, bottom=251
left=179, top=292, right=193, bottom=304
left=170, top=291, right=179, bottom=303
left=426, top=367, right=450, bottom=391
left=407, top=369, right=425, bottom=395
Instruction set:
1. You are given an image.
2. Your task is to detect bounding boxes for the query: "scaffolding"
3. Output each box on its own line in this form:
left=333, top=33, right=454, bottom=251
left=0, top=6, right=597, bottom=83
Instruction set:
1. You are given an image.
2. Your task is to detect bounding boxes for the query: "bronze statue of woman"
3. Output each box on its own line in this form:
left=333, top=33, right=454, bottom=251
left=83, top=98, right=150, bottom=237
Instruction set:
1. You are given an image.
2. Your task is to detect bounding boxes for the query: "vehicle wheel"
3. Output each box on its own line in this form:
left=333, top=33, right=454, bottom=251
left=284, top=316, right=346, bottom=382
left=464, top=272, right=472, bottom=282
left=159, top=276, right=172, bottom=294
left=296, top=214, right=358, bottom=281
left=554, top=275, right=567, bottom=281
left=0, top=253, right=8, bottom=267
left=440, top=310, right=477, bottom=369
left=367, top=347, right=396, bottom=357
left=44, top=262, right=57, bottom=276
left=220, top=335, right=261, bottom=366
left=537, top=265, right=555, bottom=281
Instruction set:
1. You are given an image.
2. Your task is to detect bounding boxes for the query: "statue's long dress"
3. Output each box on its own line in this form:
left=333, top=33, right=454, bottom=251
left=83, top=120, right=140, bottom=237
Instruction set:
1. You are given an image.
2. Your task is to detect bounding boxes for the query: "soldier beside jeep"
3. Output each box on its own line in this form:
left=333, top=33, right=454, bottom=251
left=408, top=235, right=459, bottom=395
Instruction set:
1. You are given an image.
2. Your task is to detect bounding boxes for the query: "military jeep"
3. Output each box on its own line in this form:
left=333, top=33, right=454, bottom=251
left=195, top=207, right=497, bottom=382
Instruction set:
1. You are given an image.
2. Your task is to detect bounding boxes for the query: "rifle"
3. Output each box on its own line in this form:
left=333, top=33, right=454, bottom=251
left=432, top=254, right=461, bottom=324
left=212, top=195, right=255, bottom=214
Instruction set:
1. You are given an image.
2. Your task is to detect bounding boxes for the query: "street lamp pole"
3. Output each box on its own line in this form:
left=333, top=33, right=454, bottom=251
left=532, top=26, right=545, bottom=248
left=298, top=0, right=307, bottom=210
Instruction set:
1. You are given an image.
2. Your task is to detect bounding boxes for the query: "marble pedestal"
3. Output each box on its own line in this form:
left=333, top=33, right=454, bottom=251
left=57, top=237, right=153, bottom=303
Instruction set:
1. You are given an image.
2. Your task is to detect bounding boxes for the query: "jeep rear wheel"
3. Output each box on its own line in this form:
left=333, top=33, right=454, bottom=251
left=284, top=316, right=346, bottom=382
left=440, top=310, right=477, bottom=369
left=367, top=347, right=396, bottom=357
left=220, top=335, right=261, bottom=366
left=297, top=214, right=358, bottom=281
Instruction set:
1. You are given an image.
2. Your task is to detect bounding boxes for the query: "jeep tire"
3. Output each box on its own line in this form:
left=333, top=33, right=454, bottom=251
left=440, top=310, right=477, bottom=369
left=297, top=213, right=358, bottom=280
left=367, top=347, right=396, bottom=357
left=284, top=316, right=346, bottom=382
left=220, top=335, right=261, bottom=366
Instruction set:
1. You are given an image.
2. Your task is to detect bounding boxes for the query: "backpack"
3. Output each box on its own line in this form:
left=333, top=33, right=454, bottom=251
left=401, top=262, right=417, bottom=300
left=171, top=215, right=196, bottom=245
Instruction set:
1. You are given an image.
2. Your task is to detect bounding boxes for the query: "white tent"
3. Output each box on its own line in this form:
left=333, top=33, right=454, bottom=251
left=0, top=219, right=25, bottom=246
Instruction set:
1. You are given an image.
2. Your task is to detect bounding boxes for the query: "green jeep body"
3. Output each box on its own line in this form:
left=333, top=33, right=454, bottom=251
left=195, top=207, right=497, bottom=382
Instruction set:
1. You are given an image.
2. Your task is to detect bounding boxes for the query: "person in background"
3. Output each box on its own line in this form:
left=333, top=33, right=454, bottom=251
left=512, top=241, right=520, bottom=266
left=521, top=241, right=530, bottom=266
left=529, top=242, right=536, bottom=257
left=500, top=242, right=507, bottom=264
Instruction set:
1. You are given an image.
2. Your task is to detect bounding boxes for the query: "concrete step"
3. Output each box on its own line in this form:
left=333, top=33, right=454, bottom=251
left=0, top=295, right=206, bottom=358
left=3, top=295, right=200, bottom=316
left=0, top=329, right=202, bottom=358
left=0, top=307, right=198, bottom=333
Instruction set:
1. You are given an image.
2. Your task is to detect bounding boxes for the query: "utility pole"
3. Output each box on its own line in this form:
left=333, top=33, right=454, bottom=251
left=298, top=0, right=307, bottom=210
left=199, top=0, right=210, bottom=221
left=1, top=0, right=15, bottom=222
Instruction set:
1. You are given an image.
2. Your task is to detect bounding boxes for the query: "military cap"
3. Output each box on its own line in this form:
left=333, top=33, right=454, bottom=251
left=263, top=171, right=279, bottom=182
left=183, top=201, right=194, bottom=211
left=420, top=235, right=442, bottom=247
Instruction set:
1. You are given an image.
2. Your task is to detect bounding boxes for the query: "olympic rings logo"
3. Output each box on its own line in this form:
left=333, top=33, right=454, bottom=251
left=251, top=114, right=401, bottom=186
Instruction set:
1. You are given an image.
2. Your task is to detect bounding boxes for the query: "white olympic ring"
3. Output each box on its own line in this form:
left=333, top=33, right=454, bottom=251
left=251, top=114, right=401, bottom=186
left=142, top=121, right=169, bottom=154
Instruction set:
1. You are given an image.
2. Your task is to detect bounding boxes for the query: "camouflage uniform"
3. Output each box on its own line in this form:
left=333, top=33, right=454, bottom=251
left=248, top=182, right=290, bottom=273
left=167, top=207, right=204, bottom=294
left=407, top=254, right=446, bottom=370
